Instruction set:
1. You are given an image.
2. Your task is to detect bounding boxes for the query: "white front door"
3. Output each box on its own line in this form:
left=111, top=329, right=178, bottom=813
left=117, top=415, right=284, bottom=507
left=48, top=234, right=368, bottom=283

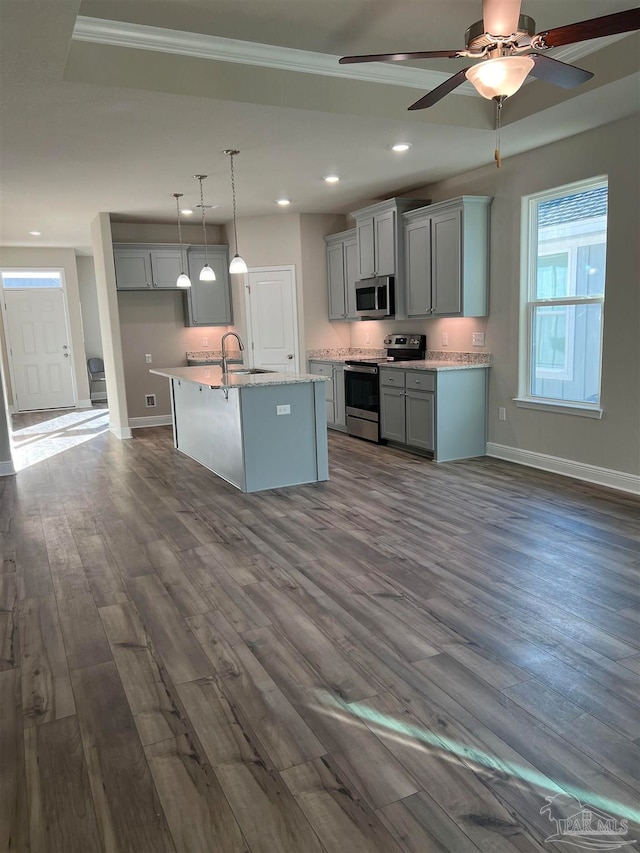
left=245, top=267, right=299, bottom=373
left=3, top=288, right=75, bottom=411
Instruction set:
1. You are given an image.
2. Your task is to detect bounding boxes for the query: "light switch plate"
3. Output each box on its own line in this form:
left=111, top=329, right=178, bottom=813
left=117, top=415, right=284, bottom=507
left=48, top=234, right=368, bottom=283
left=472, top=332, right=485, bottom=347
left=145, top=353, right=152, bottom=363
left=441, top=332, right=449, bottom=346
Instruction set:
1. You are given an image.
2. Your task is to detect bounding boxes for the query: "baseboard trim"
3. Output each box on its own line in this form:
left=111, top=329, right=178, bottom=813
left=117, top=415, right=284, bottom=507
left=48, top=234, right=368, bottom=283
left=110, top=425, right=133, bottom=440
left=486, top=442, right=640, bottom=495
left=129, top=415, right=173, bottom=429
left=0, top=460, right=16, bottom=477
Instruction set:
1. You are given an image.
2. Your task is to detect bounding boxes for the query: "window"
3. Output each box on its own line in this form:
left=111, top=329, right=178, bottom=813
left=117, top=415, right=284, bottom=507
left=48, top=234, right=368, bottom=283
left=1, top=270, right=63, bottom=289
left=518, top=178, right=607, bottom=417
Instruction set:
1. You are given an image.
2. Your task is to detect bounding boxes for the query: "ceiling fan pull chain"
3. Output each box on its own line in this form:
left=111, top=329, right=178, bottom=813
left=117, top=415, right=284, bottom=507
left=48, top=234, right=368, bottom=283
left=494, top=95, right=504, bottom=168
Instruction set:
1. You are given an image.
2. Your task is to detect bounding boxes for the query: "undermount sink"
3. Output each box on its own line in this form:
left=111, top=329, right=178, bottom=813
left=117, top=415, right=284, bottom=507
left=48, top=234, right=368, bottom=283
left=227, top=368, right=275, bottom=375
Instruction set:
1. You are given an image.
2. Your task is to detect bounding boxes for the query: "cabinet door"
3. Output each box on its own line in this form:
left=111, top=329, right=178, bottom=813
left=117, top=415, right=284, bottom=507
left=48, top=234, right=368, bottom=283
left=327, top=242, right=346, bottom=320
left=406, top=389, right=434, bottom=451
left=405, top=218, right=432, bottom=317
left=357, top=216, right=375, bottom=278
left=333, top=365, right=346, bottom=426
left=375, top=209, right=396, bottom=276
left=114, top=249, right=153, bottom=289
left=380, top=387, right=406, bottom=442
left=432, top=208, right=462, bottom=315
left=344, top=237, right=359, bottom=320
left=184, top=250, right=232, bottom=326
left=149, top=248, right=185, bottom=289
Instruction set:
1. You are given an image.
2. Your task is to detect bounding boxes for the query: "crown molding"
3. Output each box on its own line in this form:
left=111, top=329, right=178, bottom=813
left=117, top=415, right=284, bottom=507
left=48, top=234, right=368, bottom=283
left=72, top=16, right=478, bottom=96
left=72, top=17, right=625, bottom=102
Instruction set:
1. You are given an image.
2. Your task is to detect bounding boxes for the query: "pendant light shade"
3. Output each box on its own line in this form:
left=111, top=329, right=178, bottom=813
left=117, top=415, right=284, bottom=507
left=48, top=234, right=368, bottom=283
left=465, top=56, right=534, bottom=99
left=172, top=193, right=191, bottom=288
left=194, top=174, right=216, bottom=283
left=224, top=149, right=247, bottom=275
left=229, top=254, right=248, bottom=274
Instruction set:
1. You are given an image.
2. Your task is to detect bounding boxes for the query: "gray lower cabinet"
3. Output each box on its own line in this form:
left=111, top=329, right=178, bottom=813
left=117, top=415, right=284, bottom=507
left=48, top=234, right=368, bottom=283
left=325, top=230, right=358, bottom=320
left=114, top=245, right=186, bottom=290
left=403, top=196, right=492, bottom=318
left=183, top=248, right=233, bottom=326
left=380, top=370, right=434, bottom=451
left=308, top=361, right=346, bottom=430
left=380, top=367, right=487, bottom=461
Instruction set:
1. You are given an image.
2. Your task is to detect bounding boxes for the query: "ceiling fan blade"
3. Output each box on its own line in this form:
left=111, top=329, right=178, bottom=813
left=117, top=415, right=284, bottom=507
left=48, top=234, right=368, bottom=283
left=482, top=0, right=522, bottom=36
left=339, top=50, right=463, bottom=64
left=408, top=69, right=471, bottom=110
left=534, top=8, right=640, bottom=49
left=529, top=55, right=593, bottom=89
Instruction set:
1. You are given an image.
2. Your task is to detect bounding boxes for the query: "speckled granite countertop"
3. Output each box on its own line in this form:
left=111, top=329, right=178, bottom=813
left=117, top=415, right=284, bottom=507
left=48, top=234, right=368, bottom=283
left=308, top=350, right=491, bottom=370
left=185, top=350, right=242, bottom=365
left=151, top=366, right=330, bottom=390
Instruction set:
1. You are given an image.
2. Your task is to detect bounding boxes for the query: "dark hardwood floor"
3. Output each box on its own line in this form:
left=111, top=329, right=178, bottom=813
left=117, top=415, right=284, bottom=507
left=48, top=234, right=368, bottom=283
left=2, top=408, right=639, bottom=852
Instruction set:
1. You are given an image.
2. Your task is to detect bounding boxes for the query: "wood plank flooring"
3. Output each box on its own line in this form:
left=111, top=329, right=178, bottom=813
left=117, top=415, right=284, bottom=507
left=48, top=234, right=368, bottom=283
left=2, top=407, right=639, bottom=852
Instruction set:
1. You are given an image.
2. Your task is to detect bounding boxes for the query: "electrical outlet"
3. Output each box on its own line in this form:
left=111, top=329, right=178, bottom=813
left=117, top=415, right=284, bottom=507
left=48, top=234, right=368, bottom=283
left=499, top=407, right=506, bottom=421
left=202, top=337, right=209, bottom=347
left=472, top=332, right=485, bottom=347
left=145, top=394, right=157, bottom=408
left=145, top=353, right=152, bottom=363
left=276, top=404, right=291, bottom=415
left=441, top=332, right=449, bottom=346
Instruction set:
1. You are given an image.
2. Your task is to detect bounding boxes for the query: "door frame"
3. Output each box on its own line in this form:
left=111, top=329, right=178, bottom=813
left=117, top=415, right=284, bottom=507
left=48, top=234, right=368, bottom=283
left=243, top=265, right=301, bottom=372
left=0, top=266, right=79, bottom=413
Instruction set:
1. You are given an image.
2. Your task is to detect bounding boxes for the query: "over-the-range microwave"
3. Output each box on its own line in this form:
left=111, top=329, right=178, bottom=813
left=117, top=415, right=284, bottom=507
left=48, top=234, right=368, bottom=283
left=354, top=276, right=395, bottom=319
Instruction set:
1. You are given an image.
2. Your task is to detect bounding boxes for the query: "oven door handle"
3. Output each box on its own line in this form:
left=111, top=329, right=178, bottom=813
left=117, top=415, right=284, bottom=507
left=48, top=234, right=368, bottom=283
left=344, top=364, right=379, bottom=375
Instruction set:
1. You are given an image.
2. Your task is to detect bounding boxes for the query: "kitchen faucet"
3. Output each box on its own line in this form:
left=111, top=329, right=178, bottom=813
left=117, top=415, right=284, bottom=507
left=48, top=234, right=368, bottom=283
left=221, top=331, right=244, bottom=375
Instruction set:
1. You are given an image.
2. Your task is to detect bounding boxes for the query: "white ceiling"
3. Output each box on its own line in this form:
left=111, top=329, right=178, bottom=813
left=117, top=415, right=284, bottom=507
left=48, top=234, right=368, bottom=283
left=1, top=0, right=638, bottom=252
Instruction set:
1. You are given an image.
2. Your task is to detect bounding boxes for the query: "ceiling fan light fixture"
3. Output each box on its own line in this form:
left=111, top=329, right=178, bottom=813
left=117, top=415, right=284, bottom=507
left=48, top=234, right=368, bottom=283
left=466, top=55, right=534, bottom=99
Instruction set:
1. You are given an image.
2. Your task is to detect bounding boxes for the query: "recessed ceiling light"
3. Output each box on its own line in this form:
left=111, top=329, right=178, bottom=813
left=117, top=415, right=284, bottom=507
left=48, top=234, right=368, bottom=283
left=276, top=198, right=291, bottom=206
left=181, top=208, right=193, bottom=215
left=29, top=230, right=41, bottom=236
left=323, top=175, right=340, bottom=184
left=390, top=143, right=412, bottom=152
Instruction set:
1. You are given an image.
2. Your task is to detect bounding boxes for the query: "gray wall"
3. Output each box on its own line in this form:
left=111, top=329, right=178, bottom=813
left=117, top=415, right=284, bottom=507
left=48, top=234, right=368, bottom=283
left=405, top=114, right=639, bottom=477
left=76, top=255, right=103, bottom=361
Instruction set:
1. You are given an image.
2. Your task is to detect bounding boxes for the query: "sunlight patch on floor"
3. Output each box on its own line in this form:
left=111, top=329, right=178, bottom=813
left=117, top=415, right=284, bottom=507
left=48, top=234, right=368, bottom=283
left=12, top=408, right=110, bottom=470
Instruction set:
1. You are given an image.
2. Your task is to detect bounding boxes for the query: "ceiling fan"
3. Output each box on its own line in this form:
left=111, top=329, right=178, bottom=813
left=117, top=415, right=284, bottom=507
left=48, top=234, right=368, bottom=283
left=339, top=1, right=640, bottom=109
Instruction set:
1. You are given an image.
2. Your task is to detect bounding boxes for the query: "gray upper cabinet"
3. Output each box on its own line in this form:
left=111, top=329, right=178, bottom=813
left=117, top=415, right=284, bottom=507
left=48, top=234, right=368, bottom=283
left=184, top=247, right=232, bottom=326
left=325, top=230, right=358, bottom=321
left=114, top=245, right=186, bottom=290
left=350, top=197, right=429, bottom=317
left=403, top=196, right=492, bottom=319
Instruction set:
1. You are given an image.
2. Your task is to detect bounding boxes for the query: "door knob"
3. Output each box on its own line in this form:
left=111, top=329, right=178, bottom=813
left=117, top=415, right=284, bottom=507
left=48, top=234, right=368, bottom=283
left=63, top=345, right=68, bottom=350
left=287, top=354, right=293, bottom=359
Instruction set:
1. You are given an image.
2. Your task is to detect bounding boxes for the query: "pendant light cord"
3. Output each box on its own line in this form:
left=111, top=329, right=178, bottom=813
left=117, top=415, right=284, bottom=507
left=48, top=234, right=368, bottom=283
left=174, top=194, right=184, bottom=248
left=230, top=153, right=240, bottom=256
left=197, top=176, right=210, bottom=264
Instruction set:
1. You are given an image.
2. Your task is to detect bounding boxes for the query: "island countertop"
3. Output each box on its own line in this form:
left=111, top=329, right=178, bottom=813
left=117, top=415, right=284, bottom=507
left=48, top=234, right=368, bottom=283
left=150, top=365, right=330, bottom=389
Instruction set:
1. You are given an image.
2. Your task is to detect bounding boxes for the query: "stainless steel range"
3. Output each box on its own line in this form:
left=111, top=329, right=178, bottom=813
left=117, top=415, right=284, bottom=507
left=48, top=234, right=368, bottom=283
left=344, top=334, right=426, bottom=442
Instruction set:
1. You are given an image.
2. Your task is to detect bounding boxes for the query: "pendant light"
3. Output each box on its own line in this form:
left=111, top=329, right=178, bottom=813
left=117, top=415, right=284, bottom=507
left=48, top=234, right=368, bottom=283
left=194, top=174, right=216, bottom=282
left=171, top=193, right=191, bottom=288
left=223, top=149, right=248, bottom=274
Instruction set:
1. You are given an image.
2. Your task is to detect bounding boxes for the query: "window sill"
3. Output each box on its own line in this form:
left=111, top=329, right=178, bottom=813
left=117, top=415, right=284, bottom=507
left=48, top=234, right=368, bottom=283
left=513, top=397, right=603, bottom=419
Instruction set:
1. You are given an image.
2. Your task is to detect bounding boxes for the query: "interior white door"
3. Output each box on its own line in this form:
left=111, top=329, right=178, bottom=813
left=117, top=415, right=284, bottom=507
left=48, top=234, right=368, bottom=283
left=246, top=268, right=299, bottom=373
left=3, top=289, right=75, bottom=411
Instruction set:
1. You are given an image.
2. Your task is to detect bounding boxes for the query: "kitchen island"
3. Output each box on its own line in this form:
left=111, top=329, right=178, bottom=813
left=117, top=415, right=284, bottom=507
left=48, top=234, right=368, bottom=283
left=151, top=366, right=330, bottom=492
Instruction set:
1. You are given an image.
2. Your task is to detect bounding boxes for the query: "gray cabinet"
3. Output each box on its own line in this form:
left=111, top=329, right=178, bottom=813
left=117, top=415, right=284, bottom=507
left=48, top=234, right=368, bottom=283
left=308, top=361, right=346, bottom=430
left=350, top=198, right=429, bottom=316
left=325, top=230, right=358, bottom=320
left=380, top=368, right=434, bottom=451
left=183, top=247, right=232, bottom=326
left=403, top=196, right=492, bottom=318
left=380, top=366, right=487, bottom=461
left=114, top=245, right=186, bottom=290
